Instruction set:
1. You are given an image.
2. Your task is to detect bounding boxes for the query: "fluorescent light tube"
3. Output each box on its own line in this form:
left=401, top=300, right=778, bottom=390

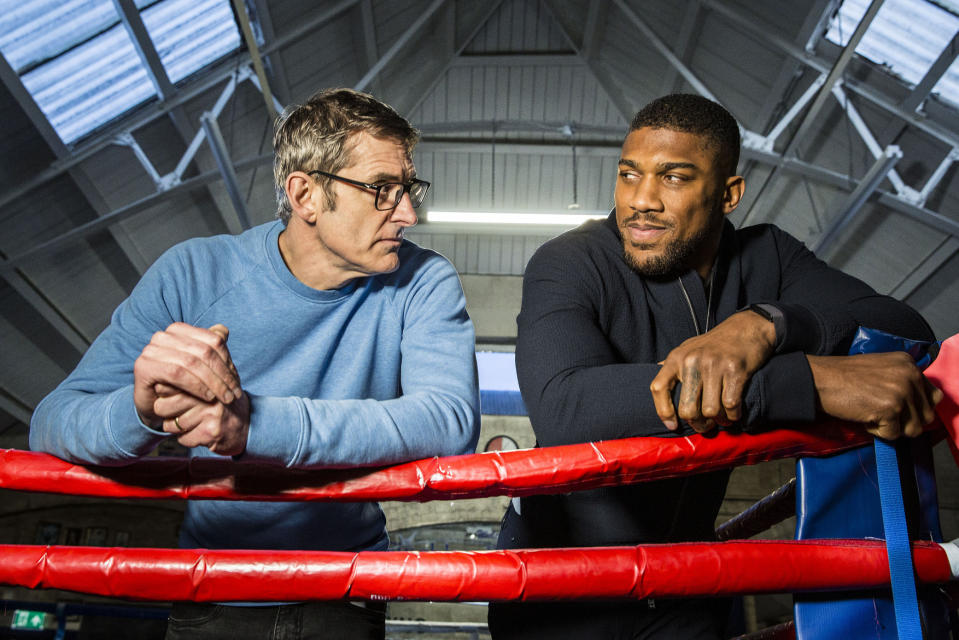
left=424, top=211, right=607, bottom=225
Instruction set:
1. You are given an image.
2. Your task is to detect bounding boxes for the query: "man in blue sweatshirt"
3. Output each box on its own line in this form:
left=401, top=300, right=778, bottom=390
left=489, top=94, right=942, bottom=639
left=30, top=88, right=480, bottom=639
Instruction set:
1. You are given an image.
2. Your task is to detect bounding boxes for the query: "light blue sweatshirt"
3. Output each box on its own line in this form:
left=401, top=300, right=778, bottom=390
left=30, top=221, right=480, bottom=551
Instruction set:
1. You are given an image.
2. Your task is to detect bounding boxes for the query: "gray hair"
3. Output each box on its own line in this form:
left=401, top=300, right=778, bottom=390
left=272, top=88, right=419, bottom=224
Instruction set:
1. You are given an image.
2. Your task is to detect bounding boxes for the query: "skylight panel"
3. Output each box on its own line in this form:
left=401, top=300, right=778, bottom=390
left=0, top=0, right=118, bottom=73
left=0, top=0, right=240, bottom=145
left=142, top=0, right=241, bottom=83
left=826, top=0, right=959, bottom=87
left=21, top=22, right=154, bottom=144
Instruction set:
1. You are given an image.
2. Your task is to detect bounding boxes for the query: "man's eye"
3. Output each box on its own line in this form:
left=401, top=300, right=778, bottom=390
left=619, top=171, right=638, bottom=180
left=664, top=174, right=687, bottom=183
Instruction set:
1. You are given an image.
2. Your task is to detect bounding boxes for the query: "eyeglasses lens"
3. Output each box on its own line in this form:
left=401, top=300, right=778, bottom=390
left=409, top=182, right=428, bottom=208
left=376, top=184, right=401, bottom=210
left=375, top=182, right=430, bottom=210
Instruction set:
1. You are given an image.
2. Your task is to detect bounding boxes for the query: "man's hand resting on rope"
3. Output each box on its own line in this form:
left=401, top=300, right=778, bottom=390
left=650, top=310, right=778, bottom=434
left=133, top=323, right=250, bottom=455
left=807, top=352, right=943, bottom=440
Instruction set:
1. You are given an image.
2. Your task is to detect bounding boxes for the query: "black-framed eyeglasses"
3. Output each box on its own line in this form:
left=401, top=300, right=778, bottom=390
left=309, top=170, right=431, bottom=210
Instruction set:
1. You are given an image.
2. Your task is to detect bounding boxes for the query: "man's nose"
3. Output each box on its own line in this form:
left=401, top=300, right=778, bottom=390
left=628, top=177, right=663, bottom=212
left=391, top=192, right=418, bottom=227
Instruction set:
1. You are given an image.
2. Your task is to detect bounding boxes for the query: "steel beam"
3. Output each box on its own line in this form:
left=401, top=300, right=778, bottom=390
left=1, top=268, right=90, bottom=352
left=782, top=0, right=884, bottom=158
left=354, top=0, right=448, bottom=93
left=199, top=113, right=253, bottom=233
left=540, top=0, right=633, bottom=122
left=0, top=386, right=33, bottom=425
left=902, top=29, right=959, bottom=114
left=419, top=119, right=623, bottom=136
left=5, top=124, right=959, bottom=262
left=113, top=0, right=176, bottom=100
left=612, top=0, right=718, bottom=102
left=887, top=236, right=959, bottom=299
left=741, top=0, right=884, bottom=224
left=259, top=0, right=359, bottom=58
left=876, top=28, right=959, bottom=148
left=0, top=155, right=270, bottom=271
left=402, top=0, right=507, bottom=116
left=249, top=0, right=292, bottom=105
left=355, top=0, right=385, bottom=96
left=763, top=75, right=827, bottom=148
left=114, top=132, right=164, bottom=187
left=172, top=72, right=244, bottom=184
left=919, top=148, right=959, bottom=204
left=804, top=0, right=843, bottom=53
left=831, top=85, right=915, bottom=200
left=659, top=0, right=703, bottom=96
left=452, top=54, right=583, bottom=67
left=581, top=0, right=607, bottom=59
left=245, top=72, right=286, bottom=118
left=232, top=0, right=279, bottom=121
left=753, top=0, right=836, bottom=136
left=811, top=145, right=902, bottom=256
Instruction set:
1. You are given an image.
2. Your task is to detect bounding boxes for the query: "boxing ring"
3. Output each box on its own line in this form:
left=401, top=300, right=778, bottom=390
left=3, top=336, right=959, bottom=639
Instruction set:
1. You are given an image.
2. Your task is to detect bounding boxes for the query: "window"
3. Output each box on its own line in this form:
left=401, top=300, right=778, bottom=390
left=0, top=0, right=241, bottom=144
left=825, top=0, right=959, bottom=106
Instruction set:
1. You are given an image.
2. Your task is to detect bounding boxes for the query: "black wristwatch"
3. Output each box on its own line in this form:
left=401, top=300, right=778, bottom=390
left=746, top=303, right=785, bottom=351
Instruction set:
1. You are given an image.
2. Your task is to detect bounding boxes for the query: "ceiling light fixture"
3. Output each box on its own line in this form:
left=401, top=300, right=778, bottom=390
left=423, top=211, right=608, bottom=225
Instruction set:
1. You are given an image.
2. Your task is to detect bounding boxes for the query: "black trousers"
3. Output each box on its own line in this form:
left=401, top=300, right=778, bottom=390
left=164, top=601, right=386, bottom=640
left=487, top=598, right=731, bottom=640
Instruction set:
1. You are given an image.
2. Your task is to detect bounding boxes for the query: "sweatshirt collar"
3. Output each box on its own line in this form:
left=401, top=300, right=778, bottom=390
left=264, top=221, right=358, bottom=302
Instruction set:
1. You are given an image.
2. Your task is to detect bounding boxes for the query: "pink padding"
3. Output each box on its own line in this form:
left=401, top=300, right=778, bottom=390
left=924, top=334, right=959, bottom=465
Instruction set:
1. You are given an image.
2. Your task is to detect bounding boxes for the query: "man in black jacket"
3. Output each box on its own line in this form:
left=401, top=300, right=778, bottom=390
left=488, top=94, right=942, bottom=639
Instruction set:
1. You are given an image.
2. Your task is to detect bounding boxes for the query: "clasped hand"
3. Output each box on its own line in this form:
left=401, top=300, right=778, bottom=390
left=133, top=322, right=250, bottom=455
left=650, top=310, right=776, bottom=433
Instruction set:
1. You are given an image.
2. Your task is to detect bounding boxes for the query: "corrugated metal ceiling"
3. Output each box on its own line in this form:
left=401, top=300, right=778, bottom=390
left=2, top=0, right=959, bottom=432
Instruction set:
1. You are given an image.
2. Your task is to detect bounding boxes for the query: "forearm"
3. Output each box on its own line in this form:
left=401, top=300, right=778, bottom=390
left=770, top=226, right=934, bottom=354
left=522, top=351, right=817, bottom=446
left=523, top=362, right=679, bottom=446
left=29, top=386, right=166, bottom=465
left=239, top=390, right=479, bottom=468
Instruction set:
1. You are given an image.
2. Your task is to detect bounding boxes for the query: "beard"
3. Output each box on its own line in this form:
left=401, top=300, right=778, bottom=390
left=621, top=207, right=724, bottom=280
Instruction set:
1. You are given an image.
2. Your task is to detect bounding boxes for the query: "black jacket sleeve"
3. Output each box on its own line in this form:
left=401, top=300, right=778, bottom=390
left=760, top=226, right=935, bottom=354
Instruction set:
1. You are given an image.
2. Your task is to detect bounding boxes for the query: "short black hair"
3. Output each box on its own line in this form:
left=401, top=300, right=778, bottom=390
left=629, top=94, right=740, bottom=178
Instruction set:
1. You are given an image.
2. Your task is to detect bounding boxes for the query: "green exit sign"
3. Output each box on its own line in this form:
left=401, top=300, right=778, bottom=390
left=11, top=609, right=48, bottom=630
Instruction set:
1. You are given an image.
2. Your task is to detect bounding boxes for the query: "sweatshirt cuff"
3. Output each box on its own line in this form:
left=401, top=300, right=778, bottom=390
left=750, top=351, right=817, bottom=425
left=108, top=387, right=169, bottom=457
left=236, top=394, right=303, bottom=466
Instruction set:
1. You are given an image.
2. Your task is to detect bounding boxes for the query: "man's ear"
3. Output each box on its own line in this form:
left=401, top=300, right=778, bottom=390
left=286, top=171, right=317, bottom=223
left=722, top=175, right=745, bottom=216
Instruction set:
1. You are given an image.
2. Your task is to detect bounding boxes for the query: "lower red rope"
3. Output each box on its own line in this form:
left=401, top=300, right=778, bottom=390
left=1, top=539, right=954, bottom=602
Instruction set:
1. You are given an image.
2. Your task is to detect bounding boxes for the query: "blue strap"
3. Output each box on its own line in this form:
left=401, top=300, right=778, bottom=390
left=849, top=327, right=934, bottom=639
left=874, top=437, right=923, bottom=639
